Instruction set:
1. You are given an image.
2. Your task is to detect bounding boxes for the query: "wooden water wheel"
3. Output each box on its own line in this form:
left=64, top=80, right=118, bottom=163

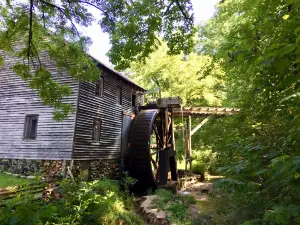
left=129, top=109, right=177, bottom=190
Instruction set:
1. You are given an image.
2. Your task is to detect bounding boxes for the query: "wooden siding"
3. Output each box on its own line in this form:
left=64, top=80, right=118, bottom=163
left=73, top=68, right=144, bottom=160
left=0, top=50, right=78, bottom=160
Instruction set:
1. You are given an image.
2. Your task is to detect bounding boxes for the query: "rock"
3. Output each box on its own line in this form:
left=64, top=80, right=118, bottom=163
left=27, top=175, right=35, bottom=179
left=138, top=195, right=169, bottom=225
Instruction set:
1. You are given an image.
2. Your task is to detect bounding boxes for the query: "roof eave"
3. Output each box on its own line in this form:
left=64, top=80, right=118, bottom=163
left=89, top=55, right=146, bottom=92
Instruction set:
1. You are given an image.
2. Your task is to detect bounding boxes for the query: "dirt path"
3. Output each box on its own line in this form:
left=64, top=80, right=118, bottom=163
left=178, top=176, right=223, bottom=219
left=136, top=176, right=223, bottom=224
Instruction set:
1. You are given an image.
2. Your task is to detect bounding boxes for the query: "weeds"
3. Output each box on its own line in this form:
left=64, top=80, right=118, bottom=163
left=0, top=179, right=144, bottom=225
left=153, top=189, right=196, bottom=225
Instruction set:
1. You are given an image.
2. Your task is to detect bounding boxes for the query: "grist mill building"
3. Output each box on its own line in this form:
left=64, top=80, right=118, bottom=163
left=0, top=50, right=145, bottom=179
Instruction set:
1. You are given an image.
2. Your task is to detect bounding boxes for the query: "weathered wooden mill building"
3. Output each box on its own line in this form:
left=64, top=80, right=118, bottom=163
left=0, top=50, right=145, bottom=179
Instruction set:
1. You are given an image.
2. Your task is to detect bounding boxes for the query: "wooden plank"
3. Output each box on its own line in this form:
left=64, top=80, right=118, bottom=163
left=191, top=117, right=211, bottom=136
left=173, top=107, right=240, bottom=117
left=0, top=47, right=78, bottom=160
left=72, top=68, right=144, bottom=160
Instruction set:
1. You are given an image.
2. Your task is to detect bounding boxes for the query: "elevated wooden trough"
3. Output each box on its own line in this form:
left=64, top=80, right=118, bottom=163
left=173, top=107, right=240, bottom=117
left=172, top=106, right=240, bottom=173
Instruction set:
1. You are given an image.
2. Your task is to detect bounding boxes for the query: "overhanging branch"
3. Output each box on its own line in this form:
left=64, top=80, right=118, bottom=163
left=39, top=0, right=80, bottom=38
left=163, top=1, right=175, bottom=16
left=28, top=0, right=33, bottom=65
left=175, top=0, right=193, bottom=25
left=78, top=1, right=117, bottom=22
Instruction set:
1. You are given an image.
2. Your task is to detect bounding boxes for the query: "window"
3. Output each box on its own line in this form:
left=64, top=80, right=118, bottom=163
left=23, top=115, right=38, bottom=139
left=92, top=118, right=101, bottom=143
left=95, top=76, right=104, bottom=97
left=132, top=94, right=136, bottom=107
left=116, top=86, right=122, bottom=105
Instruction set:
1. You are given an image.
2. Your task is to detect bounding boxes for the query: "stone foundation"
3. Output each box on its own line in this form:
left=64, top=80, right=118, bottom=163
left=0, top=159, right=120, bottom=180
left=73, top=159, right=120, bottom=180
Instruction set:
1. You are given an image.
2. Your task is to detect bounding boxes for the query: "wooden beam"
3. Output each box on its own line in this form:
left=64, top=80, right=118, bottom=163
left=171, top=109, right=175, bottom=150
left=165, top=108, right=169, bottom=148
left=191, top=117, right=211, bottom=136
left=185, top=115, right=192, bottom=174
left=173, top=106, right=240, bottom=117
left=188, top=115, right=192, bottom=174
left=188, top=115, right=191, bottom=159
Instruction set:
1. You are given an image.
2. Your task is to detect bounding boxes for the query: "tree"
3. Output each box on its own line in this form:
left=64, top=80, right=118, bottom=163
left=126, top=42, right=225, bottom=106
left=197, top=0, right=300, bottom=224
left=0, top=0, right=195, bottom=120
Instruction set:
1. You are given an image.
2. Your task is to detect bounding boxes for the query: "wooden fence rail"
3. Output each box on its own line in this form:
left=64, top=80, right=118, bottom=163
left=0, top=180, right=58, bottom=206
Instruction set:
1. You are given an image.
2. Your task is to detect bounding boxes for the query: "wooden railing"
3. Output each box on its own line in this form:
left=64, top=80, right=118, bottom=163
left=0, top=180, right=58, bottom=206
left=173, top=106, right=240, bottom=117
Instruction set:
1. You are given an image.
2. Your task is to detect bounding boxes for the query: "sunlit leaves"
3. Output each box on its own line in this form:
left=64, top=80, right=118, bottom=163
left=12, top=62, right=32, bottom=80
left=0, top=55, right=4, bottom=67
left=197, top=0, right=300, bottom=224
left=126, top=42, right=225, bottom=106
left=0, top=0, right=196, bottom=120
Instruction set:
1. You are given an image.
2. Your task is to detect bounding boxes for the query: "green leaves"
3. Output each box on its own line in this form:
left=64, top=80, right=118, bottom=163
left=279, top=44, right=296, bottom=57
left=196, top=0, right=300, bottom=224
left=0, top=55, right=4, bottom=67
left=0, top=0, right=196, bottom=120
left=126, top=42, right=225, bottom=106
left=100, top=0, right=196, bottom=69
left=12, top=63, right=31, bottom=80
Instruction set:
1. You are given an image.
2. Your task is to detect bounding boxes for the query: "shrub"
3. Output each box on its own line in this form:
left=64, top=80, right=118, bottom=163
left=192, top=161, right=205, bottom=176
left=154, top=189, right=196, bottom=225
left=0, top=179, right=144, bottom=225
left=192, top=147, right=218, bottom=177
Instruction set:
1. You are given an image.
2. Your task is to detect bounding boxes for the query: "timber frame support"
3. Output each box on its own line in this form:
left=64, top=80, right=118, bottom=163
left=184, top=116, right=211, bottom=174
left=174, top=106, right=240, bottom=174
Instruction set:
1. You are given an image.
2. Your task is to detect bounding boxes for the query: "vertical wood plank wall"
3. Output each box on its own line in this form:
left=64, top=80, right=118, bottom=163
left=0, top=51, right=78, bottom=160
left=73, top=66, right=144, bottom=160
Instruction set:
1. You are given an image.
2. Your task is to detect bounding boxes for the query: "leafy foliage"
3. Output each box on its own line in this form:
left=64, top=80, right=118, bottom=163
left=192, top=147, right=217, bottom=176
left=126, top=42, right=225, bottom=106
left=195, top=0, right=300, bottom=224
left=154, top=189, right=196, bottom=225
left=0, top=0, right=195, bottom=120
left=0, top=179, right=144, bottom=225
left=120, top=171, right=137, bottom=199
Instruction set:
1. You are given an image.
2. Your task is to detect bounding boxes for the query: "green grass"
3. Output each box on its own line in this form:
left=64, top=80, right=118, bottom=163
left=154, top=189, right=196, bottom=225
left=0, top=173, right=33, bottom=188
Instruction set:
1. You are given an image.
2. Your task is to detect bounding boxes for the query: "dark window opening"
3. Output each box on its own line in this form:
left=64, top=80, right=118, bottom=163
left=92, top=118, right=101, bottom=143
left=132, top=94, right=136, bottom=107
left=95, top=76, right=104, bottom=97
left=24, top=115, right=38, bottom=139
left=116, top=86, right=122, bottom=105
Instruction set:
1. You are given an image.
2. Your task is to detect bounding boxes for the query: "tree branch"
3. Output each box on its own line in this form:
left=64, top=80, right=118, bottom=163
left=39, top=0, right=80, bottom=38
left=42, top=3, right=46, bottom=29
left=78, top=1, right=117, bottom=22
left=28, top=0, right=33, bottom=65
left=163, top=1, right=175, bottom=16
left=31, top=42, right=42, bottom=67
left=175, top=0, right=193, bottom=25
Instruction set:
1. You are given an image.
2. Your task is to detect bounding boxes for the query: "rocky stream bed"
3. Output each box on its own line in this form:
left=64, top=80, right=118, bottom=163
left=136, top=175, right=221, bottom=225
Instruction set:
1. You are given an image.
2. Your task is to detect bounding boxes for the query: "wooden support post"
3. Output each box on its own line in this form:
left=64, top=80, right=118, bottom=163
left=165, top=108, right=169, bottom=148
left=185, top=118, right=188, bottom=173
left=171, top=109, right=175, bottom=150
left=185, top=115, right=192, bottom=174
left=191, top=117, right=210, bottom=136
left=188, top=115, right=192, bottom=174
